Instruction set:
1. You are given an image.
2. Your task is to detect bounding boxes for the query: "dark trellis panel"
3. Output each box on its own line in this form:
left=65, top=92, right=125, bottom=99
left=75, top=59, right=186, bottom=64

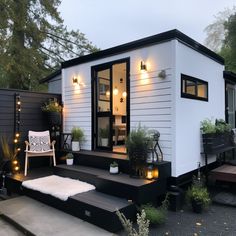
left=0, top=88, right=61, bottom=168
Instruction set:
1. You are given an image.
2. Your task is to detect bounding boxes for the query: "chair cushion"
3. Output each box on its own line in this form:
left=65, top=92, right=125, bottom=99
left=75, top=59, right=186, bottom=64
left=29, top=136, right=50, bottom=152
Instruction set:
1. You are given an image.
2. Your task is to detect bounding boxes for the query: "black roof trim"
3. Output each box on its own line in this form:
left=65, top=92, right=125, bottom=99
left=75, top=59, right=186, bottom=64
left=224, top=70, right=236, bottom=83
left=40, top=69, right=61, bottom=84
left=61, top=29, right=224, bottom=69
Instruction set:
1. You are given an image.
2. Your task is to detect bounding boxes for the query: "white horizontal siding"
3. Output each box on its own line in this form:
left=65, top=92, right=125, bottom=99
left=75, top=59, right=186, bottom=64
left=62, top=40, right=175, bottom=159
left=130, top=71, right=173, bottom=162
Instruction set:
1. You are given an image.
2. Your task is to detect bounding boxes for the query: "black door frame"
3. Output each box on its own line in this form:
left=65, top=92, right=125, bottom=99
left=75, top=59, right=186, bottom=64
left=225, top=80, right=236, bottom=128
left=91, top=57, right=130, bottom=152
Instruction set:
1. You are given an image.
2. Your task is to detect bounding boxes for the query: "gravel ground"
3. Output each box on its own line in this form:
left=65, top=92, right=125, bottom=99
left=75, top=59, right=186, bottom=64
left=148, top=203, right=236, bottom=236
left=118, top=203, right=236, bottom=236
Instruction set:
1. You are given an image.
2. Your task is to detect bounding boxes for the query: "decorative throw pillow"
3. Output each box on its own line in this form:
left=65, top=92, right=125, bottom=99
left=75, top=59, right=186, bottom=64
left=29, top=136, right=50, bottom=151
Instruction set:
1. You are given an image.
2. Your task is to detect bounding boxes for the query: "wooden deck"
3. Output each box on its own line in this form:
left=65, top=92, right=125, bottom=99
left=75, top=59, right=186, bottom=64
left=210, top=164, right=236, bottom=183
left=5, top=152, right=171, bottom=232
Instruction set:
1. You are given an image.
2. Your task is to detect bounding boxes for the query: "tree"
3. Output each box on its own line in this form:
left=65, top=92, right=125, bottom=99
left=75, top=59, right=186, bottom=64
left=204, top=7, right=236, bottom=72
left=223, top=13, right=236, bottom=71
left=0, top=0, right=98, bottom=90
left=204, top=8, right=235, bottom=52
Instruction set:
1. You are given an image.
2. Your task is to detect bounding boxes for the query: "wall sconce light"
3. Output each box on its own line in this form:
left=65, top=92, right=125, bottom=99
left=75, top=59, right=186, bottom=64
left=73, top=77, right=78, bottom=85
left=158, top=70, right=166, bottom=79
left=140, top=61, right=147, bottom=72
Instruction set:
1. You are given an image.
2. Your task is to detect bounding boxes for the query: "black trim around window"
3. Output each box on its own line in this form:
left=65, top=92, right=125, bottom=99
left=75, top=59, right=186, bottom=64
left=181, top=74, right=208, bottom=101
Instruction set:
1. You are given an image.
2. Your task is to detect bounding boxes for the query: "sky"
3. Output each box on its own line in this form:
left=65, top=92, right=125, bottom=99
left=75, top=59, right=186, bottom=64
left=59, top=0, right=236, bottom=50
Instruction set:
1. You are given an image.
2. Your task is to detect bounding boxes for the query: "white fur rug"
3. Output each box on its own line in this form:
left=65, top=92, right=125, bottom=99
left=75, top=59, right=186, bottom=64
left=22, top=175, right=95, bottom=201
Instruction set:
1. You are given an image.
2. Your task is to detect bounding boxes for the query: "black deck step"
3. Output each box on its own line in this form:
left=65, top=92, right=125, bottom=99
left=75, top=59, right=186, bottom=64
left=54, top=164, right=168, bottom=204
left=22, top=186, right=135, bottom=233
left=70, top=190, right=136, bottom=232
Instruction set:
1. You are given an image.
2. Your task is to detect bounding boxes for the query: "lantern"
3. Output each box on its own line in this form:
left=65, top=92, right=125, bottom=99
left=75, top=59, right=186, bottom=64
left=153, top=165, right=159, bottom=179
left=146, top=165, right=154, bottom=180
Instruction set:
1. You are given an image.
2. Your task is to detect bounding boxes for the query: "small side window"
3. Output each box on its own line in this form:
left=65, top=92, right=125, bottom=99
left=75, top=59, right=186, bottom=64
left=181, top=74, right=208, bottom=101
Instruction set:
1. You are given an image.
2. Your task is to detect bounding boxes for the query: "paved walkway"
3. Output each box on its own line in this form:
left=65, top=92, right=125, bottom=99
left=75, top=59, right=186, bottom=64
left=0, top=196, right=114, bottom=236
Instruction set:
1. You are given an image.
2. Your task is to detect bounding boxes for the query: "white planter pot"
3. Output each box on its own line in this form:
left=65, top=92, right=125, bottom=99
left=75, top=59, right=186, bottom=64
left=72, top=141, right=80, bottom=151
left=110, top=166, right=119, bottom=174
left=66, top=159, right=73, bottom=165
left=101, top=138, right=108, bottom=147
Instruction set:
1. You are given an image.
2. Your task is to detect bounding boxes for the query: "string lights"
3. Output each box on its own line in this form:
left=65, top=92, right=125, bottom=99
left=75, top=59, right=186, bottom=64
left=13, top=93, right=21, bottom=173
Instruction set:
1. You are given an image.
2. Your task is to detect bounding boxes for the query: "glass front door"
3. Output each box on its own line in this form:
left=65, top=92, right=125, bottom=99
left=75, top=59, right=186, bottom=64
left=92, top=59, right=129, bottom=153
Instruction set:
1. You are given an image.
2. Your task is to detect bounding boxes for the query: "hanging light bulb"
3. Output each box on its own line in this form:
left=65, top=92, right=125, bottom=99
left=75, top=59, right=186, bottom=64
left=122, top=91, right=127, bottom=98
left=113, top=87, right=118, bottom=95
left=106, top=90, right=110, bottom=98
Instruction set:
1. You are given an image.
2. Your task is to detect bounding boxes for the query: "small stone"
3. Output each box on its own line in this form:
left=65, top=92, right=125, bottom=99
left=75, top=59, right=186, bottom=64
left=196, top=222, right=202, bottom=226
left=193, top=233, right=198, bottom=236
left=165, top=232, right=169, bottom=235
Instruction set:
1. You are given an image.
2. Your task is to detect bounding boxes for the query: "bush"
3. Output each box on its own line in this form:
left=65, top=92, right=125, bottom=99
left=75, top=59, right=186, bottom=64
left=186, top=184, right=211, bottom=208
left=200, top=118, right=231, bottom=134
left=141, top=194, right=169, bottom=225
left=41, top=98, right=62, bottom=112
left=141, top=204, right=166, bottom=225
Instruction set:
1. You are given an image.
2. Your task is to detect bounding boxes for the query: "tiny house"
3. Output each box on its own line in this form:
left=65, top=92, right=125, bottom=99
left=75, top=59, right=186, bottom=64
left=46, top=29, right=228, bottom=180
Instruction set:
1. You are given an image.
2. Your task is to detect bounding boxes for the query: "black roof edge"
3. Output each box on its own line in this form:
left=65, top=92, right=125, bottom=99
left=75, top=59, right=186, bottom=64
left=40, top=69, right=61, bottom=84
left=224, top=70, right=236, bottom=82
left=61, top=29, right=224, bottom=69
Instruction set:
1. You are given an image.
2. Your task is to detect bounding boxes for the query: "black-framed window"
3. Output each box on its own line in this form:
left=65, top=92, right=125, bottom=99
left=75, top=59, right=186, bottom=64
left=181, top=74, right=208, bottom=101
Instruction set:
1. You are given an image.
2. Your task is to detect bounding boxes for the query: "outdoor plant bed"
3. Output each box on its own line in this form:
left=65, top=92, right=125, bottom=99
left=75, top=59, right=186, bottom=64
left=201, top=119, right=233, bottom=153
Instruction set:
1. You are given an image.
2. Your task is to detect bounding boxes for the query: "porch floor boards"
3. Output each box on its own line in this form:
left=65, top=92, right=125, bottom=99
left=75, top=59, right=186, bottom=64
left=78, top=150, right=128, bottom=160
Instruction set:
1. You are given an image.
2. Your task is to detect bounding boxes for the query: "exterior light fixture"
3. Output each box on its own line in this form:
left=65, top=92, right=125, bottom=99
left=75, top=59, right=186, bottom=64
left=140, top=61, right=147, bottom=72
left=158, top=70, right=167, bottom=79
left=146, top=165, right=154, bottom=180
left=113, top=87, right=119, bottom=95
left=153, top=166, right=159, bottom=179
left=73, top=77, right=78, bottom=85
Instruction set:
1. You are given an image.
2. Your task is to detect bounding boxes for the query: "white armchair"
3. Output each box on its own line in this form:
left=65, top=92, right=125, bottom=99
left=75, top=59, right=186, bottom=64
left=24, top=130, right=56, bottom=176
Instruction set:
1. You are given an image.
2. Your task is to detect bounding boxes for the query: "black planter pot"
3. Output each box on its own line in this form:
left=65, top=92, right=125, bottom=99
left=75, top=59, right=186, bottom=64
left=191, top=199, right=203, bottom=213
left=45, top=112, right=61, bottom=126
left=202, top=132, right=232, bottom=153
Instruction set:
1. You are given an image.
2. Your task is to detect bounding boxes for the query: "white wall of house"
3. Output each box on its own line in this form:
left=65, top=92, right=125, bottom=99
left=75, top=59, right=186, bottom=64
left=48, top=74, right=62, bottom=94
left=173, top=41, right=225, bottom=177
left=62, top=39, right=225, bottom=178
left=62, top=40, right=175, bottom=160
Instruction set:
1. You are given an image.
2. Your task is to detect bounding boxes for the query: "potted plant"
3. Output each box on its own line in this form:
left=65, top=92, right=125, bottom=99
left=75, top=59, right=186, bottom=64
left=186, top=183, right=211, bottom=213
left=99, top=127, right=109, bottom=147
left=110, top=161, right=119, bottom=174
left=201, top=118, right=231, bottom=153
left=71, top=127, right=84, bottom=151
left=126, top=124, right=149, bottom=178
left=66, top=153, right=74, bottom=165
left=41, top=98, right=62, bottom=126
